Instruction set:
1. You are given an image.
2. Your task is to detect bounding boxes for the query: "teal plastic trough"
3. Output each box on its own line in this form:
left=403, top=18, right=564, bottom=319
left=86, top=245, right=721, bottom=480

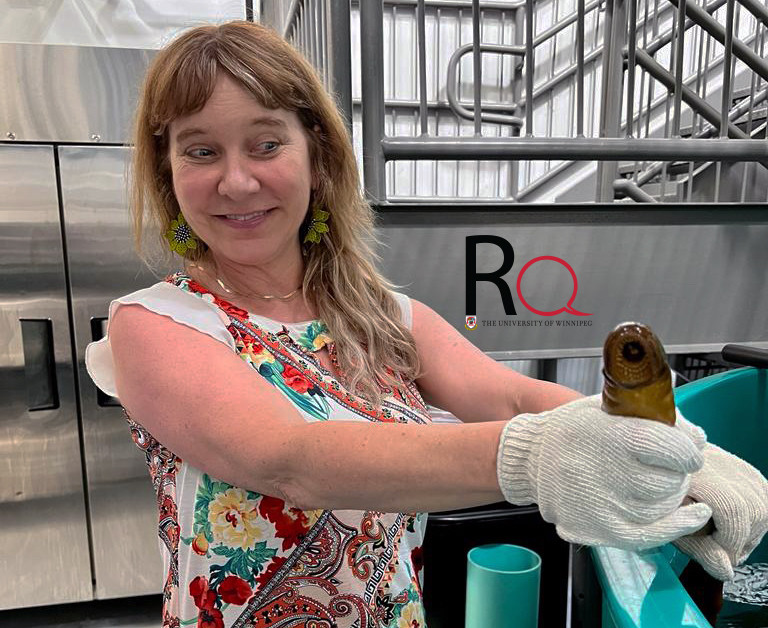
left=592, top=367, right=768, bottom=628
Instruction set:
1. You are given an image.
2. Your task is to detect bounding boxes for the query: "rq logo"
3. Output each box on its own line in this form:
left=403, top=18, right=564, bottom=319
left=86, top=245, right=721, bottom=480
left=466, top=236, right=592, bottom=317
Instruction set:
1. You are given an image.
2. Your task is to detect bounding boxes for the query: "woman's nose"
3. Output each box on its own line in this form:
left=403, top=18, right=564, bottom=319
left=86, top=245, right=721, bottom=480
left=217, top=155, right=261, bottom=199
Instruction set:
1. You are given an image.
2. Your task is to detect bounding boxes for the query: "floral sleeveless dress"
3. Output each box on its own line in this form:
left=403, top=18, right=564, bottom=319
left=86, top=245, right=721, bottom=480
left=125, top=273, right=432, bottom=628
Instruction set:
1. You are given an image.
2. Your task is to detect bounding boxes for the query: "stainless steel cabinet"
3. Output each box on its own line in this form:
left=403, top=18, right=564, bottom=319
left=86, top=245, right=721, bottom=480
left=59, top=146, right=164, bottom=599
left=0, top=144, right=166, bottom=610
left=0, top=144, right=93, bottom=609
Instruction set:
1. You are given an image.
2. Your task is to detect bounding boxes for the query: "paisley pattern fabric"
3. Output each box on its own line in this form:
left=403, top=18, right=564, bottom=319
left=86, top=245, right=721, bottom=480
left=124, top=273, right=432, bottom=628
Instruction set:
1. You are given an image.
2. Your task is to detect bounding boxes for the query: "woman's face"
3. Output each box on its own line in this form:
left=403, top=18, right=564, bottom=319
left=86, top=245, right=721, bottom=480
left=168, top=73, right=314, bottom=269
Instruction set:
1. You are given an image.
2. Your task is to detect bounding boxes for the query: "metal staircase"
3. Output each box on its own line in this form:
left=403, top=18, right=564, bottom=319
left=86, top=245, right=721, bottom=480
left=267, top=0, right=768, bottom=204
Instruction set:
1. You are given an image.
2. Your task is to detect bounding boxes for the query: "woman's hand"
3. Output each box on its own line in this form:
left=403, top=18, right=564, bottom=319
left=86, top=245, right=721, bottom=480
left=673, top=443, right=768, bottom=580
left=497, top=395, right=712, bottom=550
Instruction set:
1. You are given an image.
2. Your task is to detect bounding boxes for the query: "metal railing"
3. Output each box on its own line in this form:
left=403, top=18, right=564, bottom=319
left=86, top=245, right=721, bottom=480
left=276, top=0, right=353, bottom=137
left=280, top=0, right=768, bottom=203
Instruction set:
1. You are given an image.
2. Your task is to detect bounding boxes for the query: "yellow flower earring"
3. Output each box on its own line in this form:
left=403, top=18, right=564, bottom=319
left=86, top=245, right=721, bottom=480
left=165, top=212, right=198, bottom=255
left=303, top=204, right=330, bottom=245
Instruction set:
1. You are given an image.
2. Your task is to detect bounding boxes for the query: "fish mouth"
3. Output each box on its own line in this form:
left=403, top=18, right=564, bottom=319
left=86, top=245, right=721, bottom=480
left=602, top=322, right=669, bottom=388
left=621, top=340, right=647, bottom=363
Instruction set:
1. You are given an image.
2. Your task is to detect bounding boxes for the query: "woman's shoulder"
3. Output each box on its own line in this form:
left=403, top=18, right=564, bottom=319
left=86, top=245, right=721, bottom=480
left=104, top=275, right=235, bottom=352
left=113, top=276, right=230, bottom=325
left=109, top=273, right=203, bottom=304
left=85, top=276, right=236, bottom=398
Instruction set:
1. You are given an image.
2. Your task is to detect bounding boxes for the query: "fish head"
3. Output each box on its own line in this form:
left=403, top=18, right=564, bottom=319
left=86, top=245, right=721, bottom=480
left=603, top=322, right=669, bottom=388
left=601, top=321, right=676, bottom=425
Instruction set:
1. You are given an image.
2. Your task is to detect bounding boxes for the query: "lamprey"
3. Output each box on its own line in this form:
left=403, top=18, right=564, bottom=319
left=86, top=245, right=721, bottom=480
left=601, top=322, right=722, bottom=626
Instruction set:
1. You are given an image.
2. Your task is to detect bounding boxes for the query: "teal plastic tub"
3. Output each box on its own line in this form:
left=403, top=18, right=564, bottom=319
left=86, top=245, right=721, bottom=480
left=591, top=367, right=768, bottom=628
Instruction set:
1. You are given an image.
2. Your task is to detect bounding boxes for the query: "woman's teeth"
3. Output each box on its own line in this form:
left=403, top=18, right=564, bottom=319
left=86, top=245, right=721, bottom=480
left=225, top=210, right=268, bottom=221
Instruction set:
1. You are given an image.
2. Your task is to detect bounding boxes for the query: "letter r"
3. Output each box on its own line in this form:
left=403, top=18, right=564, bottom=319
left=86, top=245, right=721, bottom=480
left=465, top=236, right=517, bottom=315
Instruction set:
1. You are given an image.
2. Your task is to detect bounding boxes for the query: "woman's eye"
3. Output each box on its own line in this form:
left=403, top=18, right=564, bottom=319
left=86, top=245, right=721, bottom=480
left=186, top=147, right=214, bottom=159
left=257, top=141, right=281, bottom=153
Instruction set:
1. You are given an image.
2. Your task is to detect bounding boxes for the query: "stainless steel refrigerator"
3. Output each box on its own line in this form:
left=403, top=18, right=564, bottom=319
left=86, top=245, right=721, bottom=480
left=0, top=143, right=165, bottom=609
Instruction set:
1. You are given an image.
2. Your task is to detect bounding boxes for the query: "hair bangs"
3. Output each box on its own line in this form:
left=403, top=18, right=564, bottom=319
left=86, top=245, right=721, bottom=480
left=151, top=51, right=219, bottom=136
left=215, top=40, right=304, bottom=115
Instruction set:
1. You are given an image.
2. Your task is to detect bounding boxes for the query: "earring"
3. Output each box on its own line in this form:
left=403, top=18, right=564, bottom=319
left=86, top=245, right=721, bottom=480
left=165, top=212, right=198, bottom=255
left=303, top=204, right=330, bottom=245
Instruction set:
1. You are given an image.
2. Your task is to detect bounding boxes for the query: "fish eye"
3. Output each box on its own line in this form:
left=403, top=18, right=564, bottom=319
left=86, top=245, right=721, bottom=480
left=622, top=341, right=646, bottom=362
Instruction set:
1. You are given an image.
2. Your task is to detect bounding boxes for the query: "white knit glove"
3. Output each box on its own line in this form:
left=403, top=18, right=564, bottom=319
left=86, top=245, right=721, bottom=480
left=673, top=443, right=768, bottom=581
left=497, top=395, right=712, bottom=550
left=674, top=409, right=708, bottom=450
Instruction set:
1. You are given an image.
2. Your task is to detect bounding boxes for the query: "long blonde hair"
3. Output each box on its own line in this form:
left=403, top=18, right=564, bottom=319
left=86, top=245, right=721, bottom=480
left=131, top=20, right=420, bottom=405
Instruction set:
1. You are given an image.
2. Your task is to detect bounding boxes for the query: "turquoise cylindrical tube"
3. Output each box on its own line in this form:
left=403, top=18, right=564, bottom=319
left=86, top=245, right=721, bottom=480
left=465, top=544, right=542, bottom=628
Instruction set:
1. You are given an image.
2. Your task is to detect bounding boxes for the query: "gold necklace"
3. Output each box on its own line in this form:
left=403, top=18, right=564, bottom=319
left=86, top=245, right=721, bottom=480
left=215, top=276, right=302, bottom=301
left=190, top=264, right=302, bottom=302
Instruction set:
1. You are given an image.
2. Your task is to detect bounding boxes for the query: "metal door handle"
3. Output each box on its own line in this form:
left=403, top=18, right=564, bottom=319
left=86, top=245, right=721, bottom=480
left=20, top=318, right=60, bottom=411
left=90, top=316, right=120, bottom=407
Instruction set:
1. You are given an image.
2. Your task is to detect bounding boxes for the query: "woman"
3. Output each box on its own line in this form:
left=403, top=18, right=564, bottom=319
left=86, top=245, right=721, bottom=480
left=86, top=21, right=767, bottom=628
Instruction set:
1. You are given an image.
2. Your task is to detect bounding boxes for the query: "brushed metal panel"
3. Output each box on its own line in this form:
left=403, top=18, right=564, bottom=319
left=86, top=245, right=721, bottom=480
left=0, top=0, right=248, bottom=49
left=0, top=43, right=153, bottom=144
left=0, top=145, right=93, bottom=609
left=378, top=219, right=768, bottom=354
left=58, top=145, right=170, bottom=599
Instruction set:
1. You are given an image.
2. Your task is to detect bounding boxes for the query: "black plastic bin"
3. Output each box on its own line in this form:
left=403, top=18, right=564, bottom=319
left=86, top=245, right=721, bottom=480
left=422, top=501, right=571, bottom=628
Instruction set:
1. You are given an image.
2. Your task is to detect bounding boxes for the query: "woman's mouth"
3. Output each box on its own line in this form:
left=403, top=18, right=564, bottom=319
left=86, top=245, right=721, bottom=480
left=216, top=209, right=273, bottom=228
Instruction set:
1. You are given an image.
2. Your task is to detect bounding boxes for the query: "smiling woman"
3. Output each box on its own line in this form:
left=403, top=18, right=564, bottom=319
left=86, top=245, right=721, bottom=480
left=168, top=76, right=314, bottom=287
left=130, top=20, right=416, bottom=404
left=82, top=18, right=768, bottom=628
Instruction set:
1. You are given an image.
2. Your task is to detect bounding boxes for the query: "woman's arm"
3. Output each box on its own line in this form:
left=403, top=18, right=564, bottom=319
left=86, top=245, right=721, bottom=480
left=110, top=304, right=505, bottom=514
left=411, top=299, right=582, bottom=422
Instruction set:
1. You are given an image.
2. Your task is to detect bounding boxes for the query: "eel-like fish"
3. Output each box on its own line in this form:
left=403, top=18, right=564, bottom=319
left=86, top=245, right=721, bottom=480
left=601, top=321, right=676, bottom=425
left=601, top=322, right=722, bottom=626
